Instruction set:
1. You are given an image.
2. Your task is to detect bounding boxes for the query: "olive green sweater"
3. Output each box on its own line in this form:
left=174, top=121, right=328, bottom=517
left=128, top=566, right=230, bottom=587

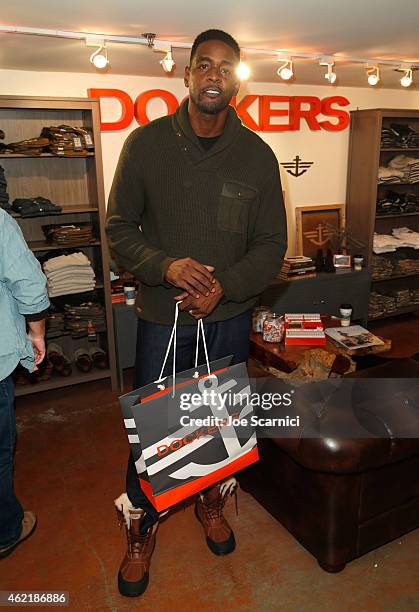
left=105, top=100, right=287, bottom=325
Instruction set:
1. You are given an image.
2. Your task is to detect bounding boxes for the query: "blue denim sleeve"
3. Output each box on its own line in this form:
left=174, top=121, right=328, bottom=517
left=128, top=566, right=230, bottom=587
left=1, top=213, right=50, bottom=315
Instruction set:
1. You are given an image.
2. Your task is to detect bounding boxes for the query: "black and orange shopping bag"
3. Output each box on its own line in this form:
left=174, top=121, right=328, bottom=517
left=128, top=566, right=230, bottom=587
left=119, top=304, right=259, bottom=512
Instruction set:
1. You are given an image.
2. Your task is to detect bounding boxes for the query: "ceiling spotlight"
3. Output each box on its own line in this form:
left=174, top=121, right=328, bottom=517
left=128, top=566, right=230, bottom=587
left=277, top=59, right=293, bottom=80
left=237, top=61, right=250, bottom=80
left=89, top=44, right=109, bottom=70
left=160, top=49, right=175, bottom=73
left=320, top=58, right=336, bottom=84
left=367, top=66, right=380, bottom=86
left=400, top=68, right=413, bottom=87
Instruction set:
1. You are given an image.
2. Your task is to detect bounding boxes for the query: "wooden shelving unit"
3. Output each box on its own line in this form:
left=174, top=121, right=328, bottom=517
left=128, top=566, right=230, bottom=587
left=0, top=95, right=117, bottom=393
left=346, top=108, right=419, bottom=322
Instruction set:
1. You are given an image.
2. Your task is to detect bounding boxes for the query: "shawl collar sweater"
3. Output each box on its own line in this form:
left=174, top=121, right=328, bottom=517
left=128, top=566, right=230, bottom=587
left=106, top=100, right=287, bottom=325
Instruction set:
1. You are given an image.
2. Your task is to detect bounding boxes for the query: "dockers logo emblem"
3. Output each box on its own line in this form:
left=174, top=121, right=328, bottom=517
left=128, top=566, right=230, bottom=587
left=139, top=375, right=256, bottom=480
left=281, top=155, right=314, bottom=177
left=87, top=88, right=350, bottom=132
left=304, top=223, right=334, bottom=247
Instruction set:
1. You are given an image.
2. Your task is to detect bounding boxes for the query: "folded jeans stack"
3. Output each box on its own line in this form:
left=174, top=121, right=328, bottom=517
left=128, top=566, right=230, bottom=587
left=372, top=255, right=394, bottom=280
left=376, top=191, right=419, bottom=215
left=42, top=223, right=95, bottom=246
left=63, top=302, right=106, bottom=339
left=391, top=123, right=419, bottom=148
left=369, top=291, right=397, bottom=318
left=40, top=125, right=94, bottom=157
left=45, top=312, right=66, bottom=339
left=0, top=165, right=10, bottom=210
left=394, top=257, right=419, bottom=275
left=43, top=252, right=96, bottom=297
left=410, top=288, right=419, bottom=305
left=12, top=197, right=62, bottom=217
left=381, top=123, right=419, bottom=149
left=385, top=287, right=411, bottom=308
left=381, top=127, right=401, bottom=148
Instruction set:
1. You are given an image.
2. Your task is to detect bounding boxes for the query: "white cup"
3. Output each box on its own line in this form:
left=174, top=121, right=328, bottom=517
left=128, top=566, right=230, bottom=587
left=339, top=304, right=352, bottom=327
left=123, top=284, right=136, bottom=306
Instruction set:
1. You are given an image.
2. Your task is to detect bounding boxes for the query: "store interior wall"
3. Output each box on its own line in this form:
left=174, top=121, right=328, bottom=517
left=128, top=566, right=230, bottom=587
left=2, top=68, right=419, bottom=254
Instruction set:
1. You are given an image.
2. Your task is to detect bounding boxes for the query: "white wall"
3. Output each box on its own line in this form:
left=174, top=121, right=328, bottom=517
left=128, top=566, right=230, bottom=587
left=2, top=69, right=419, bottom=254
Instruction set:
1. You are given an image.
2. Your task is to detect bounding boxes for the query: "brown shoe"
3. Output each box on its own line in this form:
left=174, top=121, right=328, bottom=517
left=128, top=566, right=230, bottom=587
left=0, top=511, right=37, bottom=559
left=195, top=479, right=237, bottom=556
left=115, top=494, right=157, bottom=597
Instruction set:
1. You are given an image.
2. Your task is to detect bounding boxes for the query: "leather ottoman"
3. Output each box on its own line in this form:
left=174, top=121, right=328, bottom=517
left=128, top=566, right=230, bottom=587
left=238, top=360, right=419, bottom=572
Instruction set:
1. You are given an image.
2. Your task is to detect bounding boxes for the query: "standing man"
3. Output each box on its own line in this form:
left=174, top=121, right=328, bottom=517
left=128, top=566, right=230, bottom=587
left=0, top=209, right=49, bottom=559
left=106, top=29, right=287, bottom=597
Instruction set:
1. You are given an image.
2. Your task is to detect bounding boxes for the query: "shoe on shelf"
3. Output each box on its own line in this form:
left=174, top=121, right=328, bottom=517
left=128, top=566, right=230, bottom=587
left=88, top=346, right=109, bottom=370
left=74, top=348, right=93, bottom=373
left=47, top=343, right=72, bottom=377
left=115, top=493, right=158, bottom=598
left=195, top=478, right=237, bottom=556
left=0, top=511, right=37, bottom=560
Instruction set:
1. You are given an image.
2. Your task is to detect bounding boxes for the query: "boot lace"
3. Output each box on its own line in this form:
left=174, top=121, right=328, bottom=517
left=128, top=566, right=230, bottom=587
left=116, top=508, right=153, bottom=557
left=202, top=487, right=238, bottom=520
left=129, top=527, right=153, bottom=557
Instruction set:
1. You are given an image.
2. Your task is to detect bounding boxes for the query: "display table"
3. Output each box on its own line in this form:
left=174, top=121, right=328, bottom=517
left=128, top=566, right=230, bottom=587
left=249, top=316, right=391, bottom=378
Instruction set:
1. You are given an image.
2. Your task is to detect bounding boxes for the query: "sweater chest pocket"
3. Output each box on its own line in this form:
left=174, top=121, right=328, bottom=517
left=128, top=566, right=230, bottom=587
left=217, top=181, right=257, bottom=234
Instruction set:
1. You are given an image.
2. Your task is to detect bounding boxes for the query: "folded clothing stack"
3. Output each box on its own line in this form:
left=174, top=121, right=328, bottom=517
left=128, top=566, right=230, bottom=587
left=376, top=191, right=419, bottom=215
left=12, top=196, right=62, bottom=217
left=369, top=291, right=397, bottom=318
left=381, top=127, right=400, bottom=148
left=378, top=166, right=405, bottom=184
left=373, top=233, right=402, bottom=254
left=373, top=229, right=419, bottom=253
left=410, top=288, right=419, bottom=305
left=378, top=154, right=419, bottom=185
left=45, top=312, right=66, bottom=339
left=392, top=227, right=419, bottom=249
left=0, top=165, right=10, bottom=210
left=5, top=136, right=50, bottom=155
left=388, top=154, right=419, bottom=184
left=385, top=287, right=411, bottom=308
left=394, top=256, right=419, bottom=275
left=372, top=255, right=394, bottom=280
left=43, top=251, right=96, bottom=297
left=381, top=123, right=419, bottom=149
left=40, top=125, right=94, bottom=157
left=63, top=301, right=106, bottom=338
left=42, top=223, right=95, bottom=246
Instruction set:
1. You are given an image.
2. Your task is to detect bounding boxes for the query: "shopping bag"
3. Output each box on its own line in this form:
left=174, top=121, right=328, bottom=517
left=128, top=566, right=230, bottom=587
left=119, top=303, right=259, bottom=512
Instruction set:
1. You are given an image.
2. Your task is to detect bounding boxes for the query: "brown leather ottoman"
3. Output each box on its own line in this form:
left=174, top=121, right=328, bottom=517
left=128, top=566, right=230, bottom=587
left=238, top=361, right=419, bottom=572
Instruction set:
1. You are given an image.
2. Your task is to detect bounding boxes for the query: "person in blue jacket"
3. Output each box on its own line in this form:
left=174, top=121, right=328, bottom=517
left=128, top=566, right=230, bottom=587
left=0, top=209, right=50, bottom=559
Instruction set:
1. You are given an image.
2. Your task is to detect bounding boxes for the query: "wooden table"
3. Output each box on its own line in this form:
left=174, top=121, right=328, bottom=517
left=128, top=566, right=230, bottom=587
left=249, top=316, right=391, bottom=378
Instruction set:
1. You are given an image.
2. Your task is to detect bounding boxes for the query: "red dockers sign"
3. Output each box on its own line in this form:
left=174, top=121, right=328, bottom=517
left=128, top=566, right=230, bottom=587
left=87, top=88, right=350, bottom=132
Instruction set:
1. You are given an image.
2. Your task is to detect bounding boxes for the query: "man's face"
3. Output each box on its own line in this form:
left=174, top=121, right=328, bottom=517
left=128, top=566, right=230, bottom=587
left=185, top=39, right=240, bottom=115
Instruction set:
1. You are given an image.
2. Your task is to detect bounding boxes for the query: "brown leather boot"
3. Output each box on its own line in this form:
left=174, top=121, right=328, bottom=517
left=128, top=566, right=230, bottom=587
left=115, top=494, right=158, bottom=597
left=195, top=478, right=237, bottom=556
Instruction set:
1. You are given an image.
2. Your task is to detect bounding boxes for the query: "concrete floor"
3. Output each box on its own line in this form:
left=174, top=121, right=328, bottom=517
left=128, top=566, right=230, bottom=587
left=1, top=313, right=419, bottom=611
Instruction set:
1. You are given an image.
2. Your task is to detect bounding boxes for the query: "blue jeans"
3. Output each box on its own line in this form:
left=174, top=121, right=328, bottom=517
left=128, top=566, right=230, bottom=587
left=0, top=375, right=23, bottom=547
left=126, top=310, right=252, bottom=511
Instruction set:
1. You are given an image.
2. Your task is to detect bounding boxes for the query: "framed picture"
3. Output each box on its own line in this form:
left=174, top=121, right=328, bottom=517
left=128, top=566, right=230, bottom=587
left=295, top=203, right=346, bottom=257
left=333, top=254, right=352, bottom=268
